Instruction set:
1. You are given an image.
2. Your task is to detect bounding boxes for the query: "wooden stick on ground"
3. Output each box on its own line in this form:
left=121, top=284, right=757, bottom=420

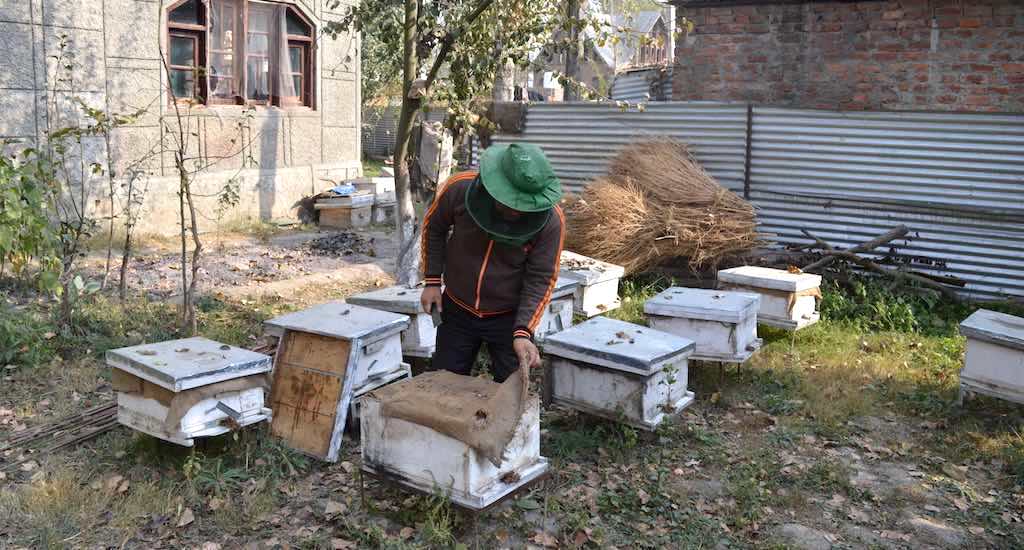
left=799, top=228, right=958, bottom=300
left=801, top=225, right=910, bottom=273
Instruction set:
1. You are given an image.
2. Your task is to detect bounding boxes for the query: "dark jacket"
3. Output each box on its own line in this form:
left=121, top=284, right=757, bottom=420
left=421, top=171, right=565, bottom=340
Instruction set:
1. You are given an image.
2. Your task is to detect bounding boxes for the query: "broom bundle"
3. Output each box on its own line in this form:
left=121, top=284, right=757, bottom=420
left=564, top=137, right=759, bottom=274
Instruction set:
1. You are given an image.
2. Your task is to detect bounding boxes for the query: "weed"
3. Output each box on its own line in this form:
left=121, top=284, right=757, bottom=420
left=0, top=305, right=57, bottom=368
left=606, top=276, right=671, bottom=325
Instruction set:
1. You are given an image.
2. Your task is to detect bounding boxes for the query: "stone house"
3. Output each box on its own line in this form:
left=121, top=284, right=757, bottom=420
left=0, top=0, right=362, bottom=235
left=670, top=0, right=1024, bottom=112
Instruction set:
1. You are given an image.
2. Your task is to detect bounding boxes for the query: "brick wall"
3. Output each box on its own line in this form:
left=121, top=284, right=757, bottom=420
left=673, top=0, right=1024, bottom=111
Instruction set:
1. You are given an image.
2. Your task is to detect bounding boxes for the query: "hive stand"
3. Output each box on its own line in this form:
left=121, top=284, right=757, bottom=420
left=264, top=302, right=409, bottom=462
left=559, top=251, right=625, bottom=317
left=959, top=309, right=1024, bottom=406
left=644, top=287, right=762, bottom=364
left=359, top=377, right=548, bottom=511
left=534, top=276, right=580, bottom=343
left=717, top=266, right=822, bottom=330
left=541, top=316, right=696, bottom=431
left=346, top=285, right=436, bottom=358
left=106, top=337, right=273, bottom=446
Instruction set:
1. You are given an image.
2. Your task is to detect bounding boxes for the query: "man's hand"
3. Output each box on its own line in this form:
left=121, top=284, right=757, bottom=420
left=421, top=286, right=443, bottom=314
left=513, top=338, right=541, bottom=370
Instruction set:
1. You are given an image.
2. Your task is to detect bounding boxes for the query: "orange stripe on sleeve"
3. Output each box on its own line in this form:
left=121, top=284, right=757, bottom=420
left=527, top=206, right=567, bottom=332
left=419, top=171, right=478, bottom=276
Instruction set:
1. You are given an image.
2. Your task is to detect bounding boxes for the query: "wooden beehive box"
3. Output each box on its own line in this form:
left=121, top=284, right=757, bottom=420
left=264, top=302, right=409, bottom=461
left=106, top=337, right=272, bottom=446
left=959, top=309, right=1024, bottom=405
left=360, top=374, right=547, bottom=510
left=347, top=285, right=436, bottom=358
left=645, top=287, right=762, bottom=363
left=534, top=276, right=580, bottom=342
left=542, top=317, right=695, bottom=430
left=316, top=204, right=372, bottom=229
left=559, top=251, right=625, bottom=317
left=717, top=266, right=822, bottom=330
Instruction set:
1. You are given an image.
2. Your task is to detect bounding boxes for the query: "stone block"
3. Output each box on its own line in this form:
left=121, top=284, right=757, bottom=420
left=0, top=22, right=36, bottom=89
left=39, top=91, right=106, bottom=131
left=44, top=27, right=106, bottom=92
left=0, top=1, right=31, bottom=23
left=287, top=114, right=323, bottom=166
left=0, top=91, right=38, bottom=137
left=249, top=114, right=288, bottom=171
left=109, top=125, right=163, bottom=176
left=199, top=114, right=249, bottom=171
left=322, top=78, right=358, bottom=127
left=105, top=0, right=161, bottom=60
left=106, top=66, right=163, bottom=125
left=42, top=0, right=104, bottom=30
left=322, top=126, right=359, bottom=163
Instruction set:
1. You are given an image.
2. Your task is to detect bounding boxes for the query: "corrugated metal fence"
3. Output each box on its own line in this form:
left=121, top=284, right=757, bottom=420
left=610, top=67, right=674, bottom=103
left=362, top=107, right=447, bottom=158
left=487, top=101, right=1024, bottom=300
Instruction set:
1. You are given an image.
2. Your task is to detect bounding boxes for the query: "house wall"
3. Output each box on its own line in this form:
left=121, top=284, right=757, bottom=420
left=672, top=0, right=1024, bottom=112
left=0, top=0, right=361, bottom=235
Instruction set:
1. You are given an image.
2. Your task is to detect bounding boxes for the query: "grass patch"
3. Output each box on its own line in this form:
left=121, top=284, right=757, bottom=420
left=363, top=158, right=387, bottom=178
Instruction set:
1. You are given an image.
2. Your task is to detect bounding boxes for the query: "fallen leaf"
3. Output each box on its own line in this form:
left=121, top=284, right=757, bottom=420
left=177, top=508, right=195, bottom=528
left=339, top=461, right=354, bottom=474
left=531, top=531, right=559, bottom=548
left=942, top=463, right=967, bottom=481
left=330, top=539, right=355, bottom=550
left=572, top=528, right=592, bottom=547
left=208, top=497, right=224, bottom=511
left=20, top=461, right=37, bottom=472
left=879, top=530, right=911, bottom=542
left=952, top=497, right=969, bottom=512
left=924, top=505, right=941, bottom=513
left=200, top=543, right=222, bottom=550
left=43, top=332, right=56, bottom=339
left=118, top=479, right=130, bottom=494
left=399, top=527, right=414, bottom=539
left=638, top=488, right=650, bottom=505
left=968, top=526, right=985, bottom=535
left=324, top=500, right=346, bottom=516
left=672, top=468, right=685, bottom=475
left=105, top=475, right=124, bottom=491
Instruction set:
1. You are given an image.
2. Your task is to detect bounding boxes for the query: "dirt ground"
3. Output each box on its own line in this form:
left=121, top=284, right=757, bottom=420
left=2, top=226, right=1023, bottom=549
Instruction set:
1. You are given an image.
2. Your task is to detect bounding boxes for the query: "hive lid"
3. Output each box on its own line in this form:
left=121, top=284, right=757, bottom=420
left=644, top=287, right=760, bottom=323
left=542, top=317, right=695, bottom=375
left=551, top=276, right=580, bottom=300
left=559, top=251, right=625, bottom=286
left=264, top=301, right=409, bottom=342
left=347, top=285, right=425, bottom=315
left=960, top=309, right=1024, bottom=351
left=718, top=266, right=822, bottom=293
left=105, top=337, right=272, bottom=392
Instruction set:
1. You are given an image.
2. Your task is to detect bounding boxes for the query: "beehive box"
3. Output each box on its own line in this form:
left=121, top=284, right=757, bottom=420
left=264, top=302, right=409, bottom=461
left=542, top=317, right=695, bottom=430
left=372, top=201, right=396, bottom=225
left=717, top=266, right=822, bottom=330
left=317, top=204, right=372, bottom=229
left=645, top=287, right=762, bottom=363
left=347, top=286, right=436, bottom=358
left=534, top=276, right=580, bottom=342
left=559, top=251, right=625, bottom=317
left=346, top=362, right=412, bottom=433
left=353, top=176, right=396, bottom=201
left=959, top=309, right=1024, bottom=405
left=360, top=375, right=547, bottom=510
left=106, top=337, right=273, bottom=446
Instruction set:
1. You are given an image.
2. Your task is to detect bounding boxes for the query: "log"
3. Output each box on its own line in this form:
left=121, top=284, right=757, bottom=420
left=802, top=225, right=910, bottom=273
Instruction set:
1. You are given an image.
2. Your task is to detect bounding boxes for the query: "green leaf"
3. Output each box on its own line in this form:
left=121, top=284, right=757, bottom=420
left=515, top=498, right=541, bottom=511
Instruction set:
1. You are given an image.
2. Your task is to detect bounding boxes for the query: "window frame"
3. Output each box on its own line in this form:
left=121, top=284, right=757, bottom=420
left=164, top=0, right=316, bottom=109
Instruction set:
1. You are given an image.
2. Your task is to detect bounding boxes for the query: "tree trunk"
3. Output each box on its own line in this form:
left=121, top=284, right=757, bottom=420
left=563, top=0, right=581, bottom=101
left=393, top=0, right=422, bottom=288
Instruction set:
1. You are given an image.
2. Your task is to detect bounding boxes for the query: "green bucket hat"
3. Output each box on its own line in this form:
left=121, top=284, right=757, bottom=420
left=466, top=143, right=562, bottom=247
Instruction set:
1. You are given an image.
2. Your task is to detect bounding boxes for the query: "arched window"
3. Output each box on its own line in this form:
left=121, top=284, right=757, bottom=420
left=166, top=0, right=315, bottom=107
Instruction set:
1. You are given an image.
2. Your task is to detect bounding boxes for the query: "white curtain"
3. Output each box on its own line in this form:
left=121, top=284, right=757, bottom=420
left=205, top=0, right=241, bottom=100
left=274, top=5, right=297, bottom=101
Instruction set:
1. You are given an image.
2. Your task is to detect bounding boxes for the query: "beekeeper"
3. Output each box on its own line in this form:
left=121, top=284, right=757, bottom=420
left=420, top=143, right=565, bottom=383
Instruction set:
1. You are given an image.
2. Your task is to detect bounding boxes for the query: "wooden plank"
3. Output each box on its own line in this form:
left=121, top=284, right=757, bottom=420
left=270, top=401, right=336, bottom=459
left=270, top=364, right=342, bottom=414
left=279, top=331, right=350, bottom=377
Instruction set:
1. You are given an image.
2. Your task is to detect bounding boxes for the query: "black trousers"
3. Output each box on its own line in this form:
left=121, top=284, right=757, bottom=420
left=432, top=294, right=520, bottom=383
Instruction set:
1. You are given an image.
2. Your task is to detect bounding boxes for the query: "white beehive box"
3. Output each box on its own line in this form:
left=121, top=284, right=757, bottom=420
left=347, top=286, right=436, bottom=358
left=645, top=287, right=762, bottom=363
left=352, top=176, right=396, bottom=198
left=717, top=266, right=822, bottom=330
left=106, top=337, right=273, bottom=446
left=316, top=190, right=375, bottom=208
left=264, top=302, right=409, bottom=461
left=534, top=276, right=580, bottom=342
left=372, top=201, right=396, bottom=224
left=542, top=317, right=695, bottom=430
left=360, top=381, right=547, bottom=511
left=559, top=251, right=625, bottom=317
left=959, top=309, right=1024, bottom=405
left=346, top=362, right=412, bottom=432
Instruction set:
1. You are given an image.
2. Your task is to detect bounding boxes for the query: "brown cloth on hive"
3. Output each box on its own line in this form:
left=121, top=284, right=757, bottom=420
left=371, top=369, right=530, bottom=467
left=112, top=369, right=270, bottom=432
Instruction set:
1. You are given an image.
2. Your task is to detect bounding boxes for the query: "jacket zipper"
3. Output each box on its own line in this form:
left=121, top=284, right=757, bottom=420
left=475, top=240, right=494, bottom=310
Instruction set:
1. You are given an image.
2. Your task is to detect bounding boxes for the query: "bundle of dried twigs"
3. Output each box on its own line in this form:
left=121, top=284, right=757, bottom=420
left=564, top=138, right=759, bottom=273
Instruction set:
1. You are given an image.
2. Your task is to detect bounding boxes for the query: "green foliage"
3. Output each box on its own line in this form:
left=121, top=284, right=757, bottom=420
left=0, top=305, right=58, bottom=368
left=0, top=144, right=62, bottom=293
